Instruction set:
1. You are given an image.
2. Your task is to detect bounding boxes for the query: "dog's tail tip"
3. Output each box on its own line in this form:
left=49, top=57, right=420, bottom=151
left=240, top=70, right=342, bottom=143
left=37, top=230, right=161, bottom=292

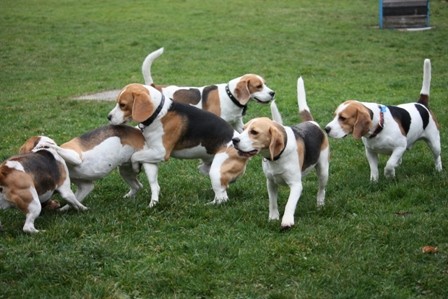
left=419, top=58, right=431, bottom=106
left=142, top=47, right=165, bottom=85
left=297, top=76, right=313, bottom=122
left=270, top=100, right=283, bottom=125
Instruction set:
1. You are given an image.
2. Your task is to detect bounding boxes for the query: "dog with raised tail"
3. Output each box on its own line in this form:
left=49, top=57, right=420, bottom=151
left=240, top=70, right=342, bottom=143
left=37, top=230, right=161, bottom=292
left=0, top=136, right=88, bottom=233
left=141, top=47, right=276, bottom=132
left=232, top=77, right=330, bottom=228
left=325, top=59, right=442, bottom=181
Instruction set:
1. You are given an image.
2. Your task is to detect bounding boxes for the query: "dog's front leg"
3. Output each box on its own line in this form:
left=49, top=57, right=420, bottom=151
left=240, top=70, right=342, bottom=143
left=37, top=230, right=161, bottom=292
left=131, top=148, right=166, bottom=172
left=141, top=163, right=160, bottom=208
left=281, top=182, right=303, bottom=228
left=384, top=147, right=406, bottom=179
left=365, top=148, right=379, bottom=182
left=266, top=178, right=280, bottom=221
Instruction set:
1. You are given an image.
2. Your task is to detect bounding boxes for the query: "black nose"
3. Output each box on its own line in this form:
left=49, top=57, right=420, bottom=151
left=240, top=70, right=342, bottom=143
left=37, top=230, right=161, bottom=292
left=107, top=114, right=112, bottom=121
left=270, top=91, right=275, bottom=97
left=325, top=127, right=331, bottom=134
left=232, top=137, right=240, bottom=145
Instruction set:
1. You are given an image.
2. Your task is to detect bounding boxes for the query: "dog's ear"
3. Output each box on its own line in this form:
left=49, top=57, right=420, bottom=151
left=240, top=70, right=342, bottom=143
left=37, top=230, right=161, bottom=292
left=353, top=109, right=371, bottom=139
left=132, top=91, right=154, bottom=122
left=268, top=125, right=285, bottom=160
left=19, top=136, right=40, bottom=154
left=235, top=79, right=251, bottom=104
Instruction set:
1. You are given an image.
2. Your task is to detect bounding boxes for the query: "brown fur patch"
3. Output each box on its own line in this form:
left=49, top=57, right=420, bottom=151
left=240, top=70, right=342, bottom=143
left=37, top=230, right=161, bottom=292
left=393, top=117, right=407, bottom=136
left=296, top=140, right=305, bottom=170
left=219, top=147, right=249, bottom=187
left=19, top=136, right=41, bottom=154
left=338, top=101, right=372, bottom=139
left=0, top=166, right=35, bottom=213
left=172, top=88, right=201, bottom=105
left=202, top=88, right=221, bottom=116
left=160, top=112, right=188, bottom=160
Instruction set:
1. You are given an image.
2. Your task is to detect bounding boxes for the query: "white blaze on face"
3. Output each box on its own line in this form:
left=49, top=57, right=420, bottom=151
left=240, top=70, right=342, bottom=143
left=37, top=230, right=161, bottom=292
left=108, top=104, right=126, bottom=125
left=326, top=103, right=350, bottom=138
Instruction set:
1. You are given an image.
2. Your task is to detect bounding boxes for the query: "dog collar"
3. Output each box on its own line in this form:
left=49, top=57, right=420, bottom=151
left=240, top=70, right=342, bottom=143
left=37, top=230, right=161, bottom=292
left=139, top=95, right=165, bottom=131
left=369, top=105, right=386, bottom=138
left=264, top=134, right=287, bottom=161
left=225, top=84, right=248, bottom=116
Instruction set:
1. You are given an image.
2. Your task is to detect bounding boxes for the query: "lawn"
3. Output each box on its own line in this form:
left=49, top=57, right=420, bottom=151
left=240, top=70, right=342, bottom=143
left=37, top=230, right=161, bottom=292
left=1, top=0, right=447, bottom=298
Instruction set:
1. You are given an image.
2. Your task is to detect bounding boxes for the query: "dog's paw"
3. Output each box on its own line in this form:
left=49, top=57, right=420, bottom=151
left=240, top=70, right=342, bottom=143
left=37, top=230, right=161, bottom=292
left=281, top=216, right=295, bottom=228
left=384, top=167, right=396, bottom=179
left=148, top=199, right=158, bottom=208
left=269, top=211, right=280, bottom=221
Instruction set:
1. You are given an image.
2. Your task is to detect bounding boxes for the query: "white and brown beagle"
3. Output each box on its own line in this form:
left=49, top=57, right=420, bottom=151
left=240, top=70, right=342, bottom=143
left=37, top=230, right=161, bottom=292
left=141, top=48, right=276, bottom=132
left=325, top=59, right=442, bottom=181
left=232, top=77, right=330, bottom=228
left=107, top=83, right=250, bottom=206
left=55, top=125, right=158, bottom=209
left=0, top=136, right=88, bottom=233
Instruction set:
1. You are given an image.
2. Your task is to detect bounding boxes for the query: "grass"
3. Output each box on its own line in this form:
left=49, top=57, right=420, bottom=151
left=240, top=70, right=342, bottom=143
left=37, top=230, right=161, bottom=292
left=1, top=0, right=448, bottom=298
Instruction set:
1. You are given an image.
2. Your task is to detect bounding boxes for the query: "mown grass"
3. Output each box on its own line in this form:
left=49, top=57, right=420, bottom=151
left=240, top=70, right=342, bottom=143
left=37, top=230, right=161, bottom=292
left=1, top=0, right=447, bottom=298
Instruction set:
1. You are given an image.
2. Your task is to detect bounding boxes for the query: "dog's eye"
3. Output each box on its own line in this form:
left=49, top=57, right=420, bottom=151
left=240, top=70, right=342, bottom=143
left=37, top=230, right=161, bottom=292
left=339, top=116, right=346, bottom=121
left=250, top=129, right=259, bottom=135
left=119, top=103, right=126, bottom=108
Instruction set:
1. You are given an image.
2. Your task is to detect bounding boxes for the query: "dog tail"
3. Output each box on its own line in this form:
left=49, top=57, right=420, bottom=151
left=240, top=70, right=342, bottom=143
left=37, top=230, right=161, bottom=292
left=297, top=76, right=313, bottom=122
left=418, top=58, right=431, bottom=107
left=270, top=100, right=283, bottom=124
left=142, top=47, right=164, bottom=85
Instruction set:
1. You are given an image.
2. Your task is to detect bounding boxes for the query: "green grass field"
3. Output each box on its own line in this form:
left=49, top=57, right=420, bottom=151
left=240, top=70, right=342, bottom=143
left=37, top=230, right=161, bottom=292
left=1, top=0, right=447, bottom=298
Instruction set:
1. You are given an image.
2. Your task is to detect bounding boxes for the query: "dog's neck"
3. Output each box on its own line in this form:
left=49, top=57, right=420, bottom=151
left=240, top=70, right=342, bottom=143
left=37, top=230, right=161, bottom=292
left=138, top=95, right=165, bottom=131
left=225, top=84, right=248, bottom=116
left=368, top=105, right=387, bottom=138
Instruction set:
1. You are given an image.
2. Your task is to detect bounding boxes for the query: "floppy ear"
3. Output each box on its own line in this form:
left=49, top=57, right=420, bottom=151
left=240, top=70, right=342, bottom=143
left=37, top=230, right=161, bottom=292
left=132, top=91, right=154, bottom=122
left=353, top=110, right=371, bottom=139
left=19, top=136, right=40, bottom=154
left=234, top=79, right=251, bottom=104
left=268, top=125, right=285, bottom=160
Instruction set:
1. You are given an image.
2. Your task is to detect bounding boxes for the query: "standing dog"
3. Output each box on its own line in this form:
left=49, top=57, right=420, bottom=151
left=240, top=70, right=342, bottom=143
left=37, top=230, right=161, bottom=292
left=232, top=77, right=330, bottom=228
left=0, top=136, right=88, bottom=233
left=107, top=83, right=250, bottom=206
left=141, top=48, right=276, bottom=132
left=20, top=125, right=159, bottom=209
left=325, top=59, right=442, bottom=181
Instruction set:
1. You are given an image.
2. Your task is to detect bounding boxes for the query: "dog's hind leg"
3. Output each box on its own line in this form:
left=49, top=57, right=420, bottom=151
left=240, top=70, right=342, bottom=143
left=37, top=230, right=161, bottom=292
left=119, top=164, right=143, bottom=199
left=21, top=189, right=42, bottom=233
left=59, top=179, right=94, bottom=211
left=315, top=150, right=329, bottom=208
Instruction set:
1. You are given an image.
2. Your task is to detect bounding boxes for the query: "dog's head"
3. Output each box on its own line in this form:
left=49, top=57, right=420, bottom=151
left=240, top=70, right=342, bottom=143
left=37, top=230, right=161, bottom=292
left=107, top=83, right=164, bottom=125
left=232, top=117, right=286, bottom=160
left=233, top=74, right=275, bottom=105
left=325, top=100, right=372, bottom=139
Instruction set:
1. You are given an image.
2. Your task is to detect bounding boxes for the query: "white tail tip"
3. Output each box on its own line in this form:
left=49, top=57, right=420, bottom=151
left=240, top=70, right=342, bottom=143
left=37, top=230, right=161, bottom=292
left=420, top=58, right=431, bottom=96
left=142, top=47, right=165, bottom=85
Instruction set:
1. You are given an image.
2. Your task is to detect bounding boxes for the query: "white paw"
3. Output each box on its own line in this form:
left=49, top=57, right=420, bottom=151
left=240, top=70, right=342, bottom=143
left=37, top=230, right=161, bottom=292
left=269, top=211, right=280, bottom=221
left=281, top=215, right=295, bottom=228
left=148, top=199, right=158, bottom=208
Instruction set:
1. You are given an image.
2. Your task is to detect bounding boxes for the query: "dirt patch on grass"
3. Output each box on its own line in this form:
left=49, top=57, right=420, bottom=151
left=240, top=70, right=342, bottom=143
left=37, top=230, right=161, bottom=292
left=73, top=90, right=120, bottom=101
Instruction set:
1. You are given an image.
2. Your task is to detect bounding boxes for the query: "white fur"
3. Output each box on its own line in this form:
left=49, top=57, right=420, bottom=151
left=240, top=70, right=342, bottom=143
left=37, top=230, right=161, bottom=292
left=141, top=48, right=275, bottom=132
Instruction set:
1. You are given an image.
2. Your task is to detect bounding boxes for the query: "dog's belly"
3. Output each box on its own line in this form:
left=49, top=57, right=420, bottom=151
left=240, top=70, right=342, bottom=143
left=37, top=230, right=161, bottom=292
left=171, top=145, right=213, bottom=160
left=39, top=190, right=54, bottom=202
left=69, top=140, right=137, bottom=180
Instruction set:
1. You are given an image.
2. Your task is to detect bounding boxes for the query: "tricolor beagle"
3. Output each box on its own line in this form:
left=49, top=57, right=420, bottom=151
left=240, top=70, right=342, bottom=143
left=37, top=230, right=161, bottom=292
left=0, top=136, right=88, bottom=233
left=325, top=59, right=442, bottom=181
left=21, top=126, right=158, bottom=209
left=107, top=83, right=250, bottom=206
left=141, top=48, right=276, bottom=132
left=232, top=77, right=330, bottom=228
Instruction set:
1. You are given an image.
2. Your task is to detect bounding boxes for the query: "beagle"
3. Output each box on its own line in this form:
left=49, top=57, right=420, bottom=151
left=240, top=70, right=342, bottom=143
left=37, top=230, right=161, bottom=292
left=325, top=59, right=442, bottom=181
left=0, top=136, right=88, bottom=233
left=232, top=77, right=330, bottom=228
left=141, top=48, right=276, bottom=132
left=107, top=83, right=250, bottom=206
left=20, top=125, right=159, bottom=210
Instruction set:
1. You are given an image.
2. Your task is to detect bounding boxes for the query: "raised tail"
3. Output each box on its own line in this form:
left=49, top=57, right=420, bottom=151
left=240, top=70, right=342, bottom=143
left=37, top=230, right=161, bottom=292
left=297, top=76, right=313, bottom=122
left=270, top=100, right=283, bottom=124
left=142, top=47, right=164, bottom=85
left=418, top=58, right=431, bottom=107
